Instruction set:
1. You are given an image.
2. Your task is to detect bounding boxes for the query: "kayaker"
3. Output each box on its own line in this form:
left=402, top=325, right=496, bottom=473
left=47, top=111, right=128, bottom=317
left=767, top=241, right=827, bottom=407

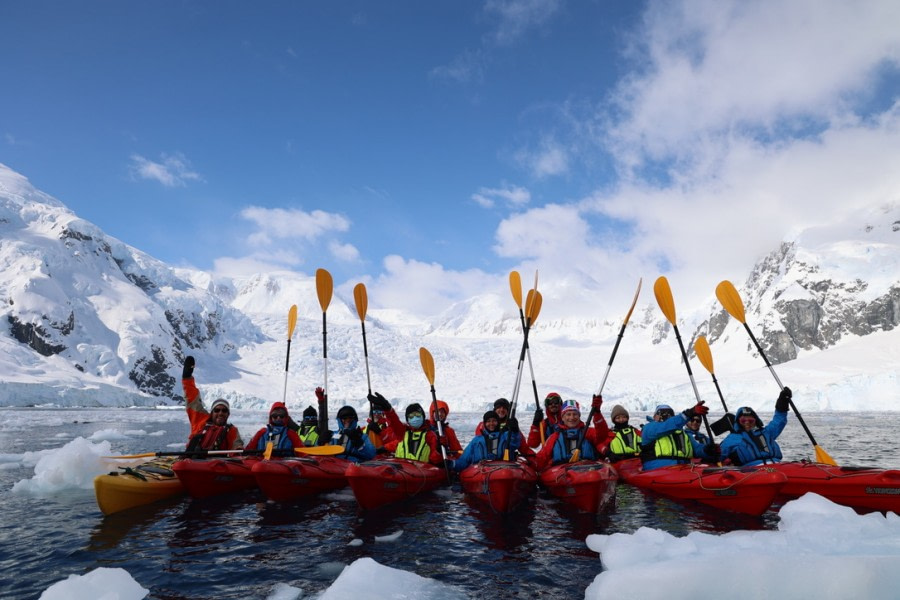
left=534, top=398, right=607, bottom=470
left=182, top=356, right=244, bottom=451
left=639, top=403, right=718, bottom=470
left=475, top=398, right=512, bottom=435
left=379, top=400, right=444, bottom=465
left=246, top=402, right=305, bottom=454
left=718, top=387, right=791, bottom=466
left=683, top=414, right=709, bottom=446
left=293, top=406, right=321, bottom=446
left=429, top=400, right=463, bottom=459
left=449, top=410, right=521, bottom=471
left=364, top=407, right=396, bottom=454
left=527, top=392, right=563, bottom=449
left=603, top=404, right=643, bottom=463
left=326, top=405, right=376, bottom=462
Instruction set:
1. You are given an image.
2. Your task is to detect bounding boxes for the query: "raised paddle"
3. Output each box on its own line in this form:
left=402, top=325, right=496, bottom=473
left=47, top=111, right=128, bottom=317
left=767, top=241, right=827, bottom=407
left=283, top=305, right=298, bottom=403
left=510, top=271, right=544, bottom=440
left=571, top=279, right=642, bottom=462
left=694, top=335, right=735, bottom=436
left=510, top=288, right=543, bottom=419
left=715, top=280, right=838, bottom=466
left=653, top=276, right=717, bottom=454
left=419, top=347, right=451, bottom=480
left=105, top=445, right=347, bottom=459
left=354, top=282, right=382, bottom=449
left=316, top=268, right=334, bottom=445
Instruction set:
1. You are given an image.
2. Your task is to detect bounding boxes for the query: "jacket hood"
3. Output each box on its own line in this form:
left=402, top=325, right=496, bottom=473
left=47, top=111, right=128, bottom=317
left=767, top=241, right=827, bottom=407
left=733, top=406, right=764, bottom=431
left=269, top=402, right=290, bottom=419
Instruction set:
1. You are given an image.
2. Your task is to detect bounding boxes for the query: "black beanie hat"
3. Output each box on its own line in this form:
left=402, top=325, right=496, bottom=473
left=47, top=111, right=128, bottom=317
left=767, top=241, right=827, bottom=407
left=406, top=403, right=425, bottom=420
left=493, top=398, right=511, bottom=410
left=483, top=410, right=500, bottom=422
left=302, top=406, right=317, bottom=420
left=337, top=406, right=358, bottom=421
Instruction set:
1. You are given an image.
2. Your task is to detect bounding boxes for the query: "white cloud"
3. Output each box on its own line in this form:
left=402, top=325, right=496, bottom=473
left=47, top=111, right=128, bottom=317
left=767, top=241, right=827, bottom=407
left=484, top=0, right=563, bottom=46
left=515, top=139, right=569, bottom=178
left=472, top=184, right=531, bottom=208
left=329, top=240, right=360, bottom=262
left=129, top=153, right=202, bottom=187
left=430, top=49, right=486, bottom=84
left=241, top=206, right=350, bottom=246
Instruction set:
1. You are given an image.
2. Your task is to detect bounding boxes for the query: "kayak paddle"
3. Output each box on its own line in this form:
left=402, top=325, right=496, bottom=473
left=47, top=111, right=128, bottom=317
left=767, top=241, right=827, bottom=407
left=419, top=347, right=450, bottom=480
left=316, top=268, right=333, bottom=445
left=354, top=282, right=382, bottom=449
left=693, top=335, right=735, bottom=436
left=105, top=445, right=347, bottom=460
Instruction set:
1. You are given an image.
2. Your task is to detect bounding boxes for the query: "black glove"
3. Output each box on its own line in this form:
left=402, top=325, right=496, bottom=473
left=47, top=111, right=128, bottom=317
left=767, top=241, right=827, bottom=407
left=367, top=392, right=392, bottom=412
left=532, top=408, right=544, bottom=427
left=776, top=387, right=792, bottom=412
left=182, top=356, right=195, bottom=379
left=703, top=443, right=720, bottom=459
left=683, top=402, right=709, bottom=419
left=507, top=417, right=519, bottom=435
left=347, top=428, right=363, bottom=449
left=368, top=421, right=381, bottom=434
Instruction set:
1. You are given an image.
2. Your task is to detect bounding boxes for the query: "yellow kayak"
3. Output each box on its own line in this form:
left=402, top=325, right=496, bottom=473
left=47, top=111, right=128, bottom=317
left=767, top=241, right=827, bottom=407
left=93, top=456, right=185, bottom=515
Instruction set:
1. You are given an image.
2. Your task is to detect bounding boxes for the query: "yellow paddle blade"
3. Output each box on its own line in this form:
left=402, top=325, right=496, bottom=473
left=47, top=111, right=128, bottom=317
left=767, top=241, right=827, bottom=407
left=295, top=445, right=346, bottom=456
left=569, top=449, right=581, bottom=463
left=287, top=305, right=298, bottom=340
left=622, top=278, right=643, bottom=326
left=509, top=271, right=523, bottom=308
left=528, top=291, right=543, bottom=325
left=815, top=445, right=838, bottom=466
left=316, top=268, right=333, bottom=312
left=263, top=441, right=274, bottom=460
left=694, top=335, right=714, bottom=374
left=653, top=276, right=677, bottom=325
left=716, top=280, right=747, bottom=323
left=353, top=283, right=368, bottom=321
left=419, top=347, right=436, bottom=386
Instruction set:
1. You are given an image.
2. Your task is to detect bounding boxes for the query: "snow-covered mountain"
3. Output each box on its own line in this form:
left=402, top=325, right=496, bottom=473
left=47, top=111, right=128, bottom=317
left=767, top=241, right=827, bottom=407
left=1, top=162, right=899, bottom=413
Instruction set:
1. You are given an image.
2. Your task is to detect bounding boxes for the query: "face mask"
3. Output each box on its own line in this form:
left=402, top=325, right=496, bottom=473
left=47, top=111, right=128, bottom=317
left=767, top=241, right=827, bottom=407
left=408, top=415, right=424, bottom=428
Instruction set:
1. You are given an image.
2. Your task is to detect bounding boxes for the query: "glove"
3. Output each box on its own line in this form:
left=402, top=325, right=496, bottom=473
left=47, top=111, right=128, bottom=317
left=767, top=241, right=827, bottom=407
left=532, top=408, right=544, bottom=427
left=347, top=428, right=363, bottom=448
left=776, top=387, right=792, bottom=413
left=315, top=387, right=326, bottom=403
left=703, top=443, right=720, bottom=459
left=368, top=421, right=381, bottom=434
left=507, top=417, right=519, bottom=435
left=683, top=402, right=709, bottom=419
left=367, top=392, right=392, bottom=412
left=182, top=356, right=195, bottom=379
left=592, top=394, right=603, bottom=409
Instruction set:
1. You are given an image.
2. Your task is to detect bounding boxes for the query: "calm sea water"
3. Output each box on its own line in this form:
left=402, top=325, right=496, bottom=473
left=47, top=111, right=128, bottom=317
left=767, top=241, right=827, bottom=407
left=1, top=408, right=897, bottom=600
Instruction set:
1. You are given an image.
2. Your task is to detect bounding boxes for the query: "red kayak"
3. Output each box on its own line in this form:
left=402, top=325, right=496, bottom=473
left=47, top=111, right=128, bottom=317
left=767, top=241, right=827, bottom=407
left=617, top=459, right=787, bottom=516
left=539, top=460, right=618, bottom=513
left=459, top=460, right=537, bottom=513
left=763, top=461, right=900, bottom=514
left=252, top=456, right=350, bottom=502
left=172, top=456, right=260, bottom=499
left=345, top=458, right=447, bottom=510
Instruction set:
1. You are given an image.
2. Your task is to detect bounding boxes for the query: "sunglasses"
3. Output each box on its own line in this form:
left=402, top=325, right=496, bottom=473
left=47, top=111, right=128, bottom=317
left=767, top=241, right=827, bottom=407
left=271, top=413, right=287, bottom=420
left=690, top=417, right=702, bottom=423
left=212, top=407, right=229, bottom=414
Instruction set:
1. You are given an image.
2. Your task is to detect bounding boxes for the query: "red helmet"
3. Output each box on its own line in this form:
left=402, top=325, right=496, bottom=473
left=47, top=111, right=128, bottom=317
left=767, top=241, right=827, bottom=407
left=429, top=400, right=449, bottom=420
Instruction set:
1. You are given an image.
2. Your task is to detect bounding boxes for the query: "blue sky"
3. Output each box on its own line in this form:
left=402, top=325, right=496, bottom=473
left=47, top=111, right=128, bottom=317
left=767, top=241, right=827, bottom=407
left=3, top=1, right=900, bottom=318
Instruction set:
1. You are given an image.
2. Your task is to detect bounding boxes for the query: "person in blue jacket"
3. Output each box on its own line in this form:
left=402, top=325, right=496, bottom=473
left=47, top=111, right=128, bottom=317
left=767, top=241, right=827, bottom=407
left=450, top=410, right=520, bottom=472
left=719, top=387, right=791, bottom=466
left=330, top=405, right=376, bottom=463
left=640, top=401, right=718, bottom=470
left=683, top=414, right=710, bottom=446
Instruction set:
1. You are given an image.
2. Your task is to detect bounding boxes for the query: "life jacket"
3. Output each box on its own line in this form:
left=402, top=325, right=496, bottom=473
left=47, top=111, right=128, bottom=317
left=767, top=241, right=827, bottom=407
left=640, top=430, right=694, bottom=464
left=255, top=425, right=294, bottom=452
left=551, top=428, right=597, bottom=465
left=298, top=424, right=319, bottom=446
left=608, top=426, right=641, bottom=460
left=394, top=429, right=432, bottom=462
left=187, top=422, right=232, bottom=451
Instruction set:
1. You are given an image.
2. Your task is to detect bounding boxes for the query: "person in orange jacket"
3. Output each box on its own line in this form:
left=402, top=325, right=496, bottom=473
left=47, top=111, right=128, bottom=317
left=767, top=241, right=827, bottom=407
left=428, top=399, right=463, bottom=459
left=182, top=356, right=244, bottom=451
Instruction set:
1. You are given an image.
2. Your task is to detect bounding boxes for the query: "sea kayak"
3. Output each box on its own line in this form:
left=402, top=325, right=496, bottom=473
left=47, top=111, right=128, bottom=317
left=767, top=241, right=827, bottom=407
left=94, top=456, right=185, bottom=515
left=172, top=456, right=260, bottom=499
left=764, top=461, right=900, bottom=514
left=538, top=460, right=618, bottom=513
left=617, top=459, right=788, bottom=516
left=345, top=458, right=447, bottom=510
left=459, top=459, right=538, bottom=513
left=252, top=456, right=350, bottom=502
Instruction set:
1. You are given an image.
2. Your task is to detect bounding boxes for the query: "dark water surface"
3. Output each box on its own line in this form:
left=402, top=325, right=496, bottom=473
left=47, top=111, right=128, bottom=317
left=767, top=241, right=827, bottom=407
left=1, top=409, right=897, bottom=599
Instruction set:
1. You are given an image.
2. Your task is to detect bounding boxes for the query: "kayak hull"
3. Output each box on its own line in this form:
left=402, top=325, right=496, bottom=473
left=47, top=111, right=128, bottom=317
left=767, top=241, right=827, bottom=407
left=172, top=457, right=260, bottom=499
left=767, top=461, right=900, bottom=513
left=252, top=456, right=350, bottom=502
left=539, top=460, right=618, bottom=513
left=618, top=459, right=787, bottom=516
left=459, top=460, right=538, bottom=513
left=94, top=457, right=185, bottom=515
left=345, top=458, right=447, bottom=510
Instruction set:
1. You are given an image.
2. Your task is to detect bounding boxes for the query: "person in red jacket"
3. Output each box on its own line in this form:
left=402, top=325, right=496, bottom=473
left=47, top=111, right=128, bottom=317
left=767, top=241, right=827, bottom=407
left=527, top=392, right=563, bottom=449
left=182, top=356, right=244, bottom=451
left=372, top=395, right=444, bottom=466
left=428, top=399, right=463, bottom=459
left=246, top=402, right=304, bottom=454
left=535, top=397, right=608, bottom=470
